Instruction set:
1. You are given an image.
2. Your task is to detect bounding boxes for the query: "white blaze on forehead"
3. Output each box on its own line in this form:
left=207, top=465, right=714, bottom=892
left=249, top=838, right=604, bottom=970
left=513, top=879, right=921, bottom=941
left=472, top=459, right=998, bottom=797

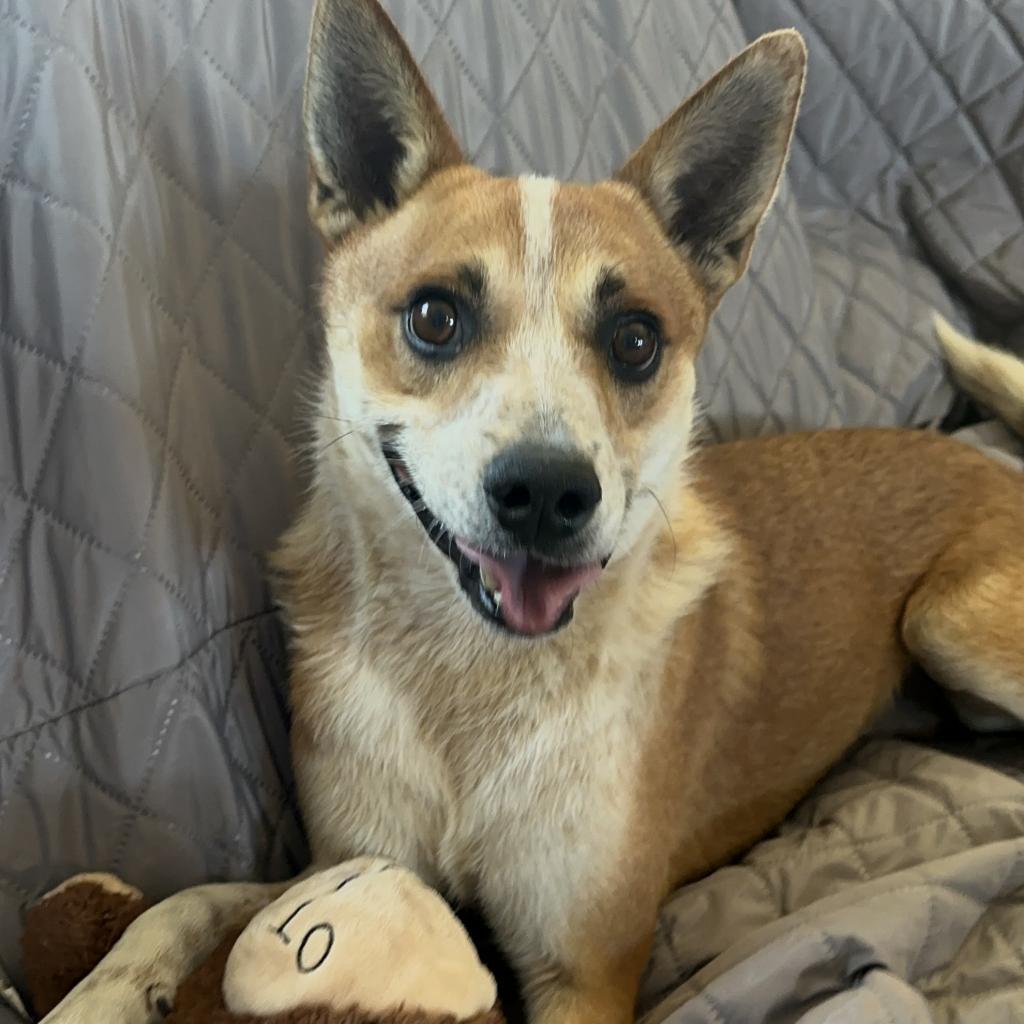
left=513, top=175, right=599, bottom=452
left=515, top=175, right=567, bottom=399
left=518, top=176, right=557, bottom=314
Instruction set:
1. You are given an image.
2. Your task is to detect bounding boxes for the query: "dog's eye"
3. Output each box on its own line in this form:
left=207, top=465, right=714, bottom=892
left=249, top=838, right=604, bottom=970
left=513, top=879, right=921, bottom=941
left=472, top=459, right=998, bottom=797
left=407, top=294, right=459, bottom=354
left=608, top=317, right=661, bottom=381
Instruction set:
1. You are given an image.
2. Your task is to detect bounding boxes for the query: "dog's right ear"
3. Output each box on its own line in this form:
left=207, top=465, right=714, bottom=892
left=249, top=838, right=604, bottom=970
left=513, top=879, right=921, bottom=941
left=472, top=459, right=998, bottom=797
left=303, top=0, right=463, bottom=244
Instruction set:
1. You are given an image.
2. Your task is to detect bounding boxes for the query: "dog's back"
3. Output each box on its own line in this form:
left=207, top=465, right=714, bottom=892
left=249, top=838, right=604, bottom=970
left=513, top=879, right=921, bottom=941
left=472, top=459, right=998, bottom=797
left=670, top=425, right=1024, bottom=876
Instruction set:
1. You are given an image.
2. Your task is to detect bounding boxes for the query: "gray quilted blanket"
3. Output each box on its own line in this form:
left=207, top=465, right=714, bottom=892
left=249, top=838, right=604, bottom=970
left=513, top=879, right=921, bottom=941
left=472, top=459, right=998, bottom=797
left=2, top=1, right=1022, bottom=1021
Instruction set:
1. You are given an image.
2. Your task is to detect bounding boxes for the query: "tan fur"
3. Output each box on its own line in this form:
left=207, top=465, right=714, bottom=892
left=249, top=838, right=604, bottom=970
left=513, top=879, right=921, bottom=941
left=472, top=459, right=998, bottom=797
left=42, top=14, right=1024, bottom=1024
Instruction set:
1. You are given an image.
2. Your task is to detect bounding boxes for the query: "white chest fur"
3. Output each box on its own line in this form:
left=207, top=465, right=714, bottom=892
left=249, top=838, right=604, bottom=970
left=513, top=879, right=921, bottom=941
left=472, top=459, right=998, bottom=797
left=299, top=617, right=656, bottom=959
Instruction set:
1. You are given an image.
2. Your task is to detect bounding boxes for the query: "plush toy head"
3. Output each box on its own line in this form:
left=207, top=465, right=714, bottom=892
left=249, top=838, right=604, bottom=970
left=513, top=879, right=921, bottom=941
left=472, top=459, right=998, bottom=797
left=22, top=865, right=504, bottom=1024
left=224, top=860, right=497, bottom=1020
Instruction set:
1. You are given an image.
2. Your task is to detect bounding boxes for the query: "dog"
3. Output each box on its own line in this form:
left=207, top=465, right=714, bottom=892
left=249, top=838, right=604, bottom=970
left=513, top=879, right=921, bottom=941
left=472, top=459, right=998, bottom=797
left=42, top=2, right=1024, bottom=1022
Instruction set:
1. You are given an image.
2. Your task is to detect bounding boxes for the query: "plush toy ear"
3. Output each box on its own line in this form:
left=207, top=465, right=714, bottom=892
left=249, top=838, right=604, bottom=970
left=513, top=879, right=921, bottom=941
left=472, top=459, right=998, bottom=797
left=304, top=0, right=464, bottom=244
left=616, top=30, right=806, bottom=305
left=21, top=874, right=147, bottom=1018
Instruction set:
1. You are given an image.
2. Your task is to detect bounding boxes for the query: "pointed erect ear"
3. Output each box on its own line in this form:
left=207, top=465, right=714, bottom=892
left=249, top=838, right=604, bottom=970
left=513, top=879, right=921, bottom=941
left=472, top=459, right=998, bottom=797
left=303, top=0, right=464, bottom=244
left=617, top=31, right=806, bottom=304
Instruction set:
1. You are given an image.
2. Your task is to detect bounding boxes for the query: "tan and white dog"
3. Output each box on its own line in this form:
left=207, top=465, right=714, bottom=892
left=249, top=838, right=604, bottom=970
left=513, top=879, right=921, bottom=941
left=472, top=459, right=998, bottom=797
left=43, top=2, right=1024, bottom=1023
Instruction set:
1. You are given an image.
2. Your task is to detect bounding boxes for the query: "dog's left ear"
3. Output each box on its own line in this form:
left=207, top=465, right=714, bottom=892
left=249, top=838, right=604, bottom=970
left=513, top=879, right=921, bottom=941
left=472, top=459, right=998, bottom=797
left=617, top=31, right=806, bottom=305
left=303, top=0, right=464, bottom=244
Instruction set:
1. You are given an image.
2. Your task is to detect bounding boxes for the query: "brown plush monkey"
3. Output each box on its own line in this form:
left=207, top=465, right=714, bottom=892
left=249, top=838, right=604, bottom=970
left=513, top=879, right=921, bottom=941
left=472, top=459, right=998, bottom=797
left=21, top=863, right=505, bottom=1024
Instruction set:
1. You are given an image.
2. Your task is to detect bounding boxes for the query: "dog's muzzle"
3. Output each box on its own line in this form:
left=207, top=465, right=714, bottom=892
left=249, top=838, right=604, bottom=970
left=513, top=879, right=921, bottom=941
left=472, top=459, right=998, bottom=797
left=381, top=436, right=606, bottom=637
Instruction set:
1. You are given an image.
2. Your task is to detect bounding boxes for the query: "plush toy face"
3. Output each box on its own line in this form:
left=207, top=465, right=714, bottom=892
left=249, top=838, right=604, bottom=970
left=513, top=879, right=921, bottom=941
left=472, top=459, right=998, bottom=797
left=223, top=859, right=497, bottom=1021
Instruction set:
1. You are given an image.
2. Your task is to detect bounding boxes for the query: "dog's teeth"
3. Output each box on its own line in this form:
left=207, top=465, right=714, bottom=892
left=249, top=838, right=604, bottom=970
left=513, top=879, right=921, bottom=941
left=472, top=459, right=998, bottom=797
left=477, top=576, right=501, bottom=616
left=481, top=566, right=499, bottom=592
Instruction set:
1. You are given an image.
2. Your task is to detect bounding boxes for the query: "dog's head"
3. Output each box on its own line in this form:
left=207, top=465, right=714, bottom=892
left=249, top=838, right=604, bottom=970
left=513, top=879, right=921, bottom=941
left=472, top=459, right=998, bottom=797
left=304, top=0, right=805, bottom=638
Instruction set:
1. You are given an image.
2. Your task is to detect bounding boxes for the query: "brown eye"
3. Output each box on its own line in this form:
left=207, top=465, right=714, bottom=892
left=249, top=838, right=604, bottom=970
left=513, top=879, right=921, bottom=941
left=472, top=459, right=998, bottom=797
left=609, top=318, right=660, bottom=380
left=409, top=296, right=457, bottom=348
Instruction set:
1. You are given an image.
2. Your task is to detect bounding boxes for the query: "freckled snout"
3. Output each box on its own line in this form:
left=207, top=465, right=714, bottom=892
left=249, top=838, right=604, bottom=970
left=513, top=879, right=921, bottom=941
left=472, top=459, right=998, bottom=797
left=484, top=443, right=602, bottom=548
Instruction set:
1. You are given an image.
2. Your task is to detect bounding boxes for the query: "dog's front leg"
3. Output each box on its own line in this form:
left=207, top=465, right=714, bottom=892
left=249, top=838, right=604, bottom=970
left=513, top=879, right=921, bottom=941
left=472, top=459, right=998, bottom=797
left=513, top=923, right=655, bottom=1024
left=42, top=878, right=294, bottom=1023
left=481, top=857, right=660, bottom=1024
left=524, top=943, right=653, bottom=1024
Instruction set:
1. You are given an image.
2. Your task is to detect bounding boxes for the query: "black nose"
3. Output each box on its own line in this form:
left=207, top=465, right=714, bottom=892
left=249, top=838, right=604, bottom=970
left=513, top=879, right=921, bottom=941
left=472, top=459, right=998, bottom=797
left=484, top=444, right=602, bottom=547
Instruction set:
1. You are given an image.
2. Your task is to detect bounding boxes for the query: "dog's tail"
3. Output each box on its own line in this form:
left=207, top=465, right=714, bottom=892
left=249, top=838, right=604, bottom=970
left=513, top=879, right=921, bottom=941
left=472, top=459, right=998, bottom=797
left=934, top=314, right=1024, bottom=439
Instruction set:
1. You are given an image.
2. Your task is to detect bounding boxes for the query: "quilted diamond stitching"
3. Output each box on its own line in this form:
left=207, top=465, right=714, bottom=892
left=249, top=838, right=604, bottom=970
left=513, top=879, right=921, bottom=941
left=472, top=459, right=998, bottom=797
left=195, top=316, right=308, bottom=609
left=0, top=615, right=289, bottom=881
left=0, top=0, right=210, bottom=608
left=5, top=482, right=204, bottom=627
left=568, top=0, right=660, bottom=178
left=804, top=208, right=955, bottom=424
left=577, top=0, right=667, bottom=119
left=78, top=343, right=189, bottom=699
left=765, top=0, right=1019, bottom=428
left=5, top=5, right=258, bottom=202
left=0, top=733, right=43, bottom=858
left=150, top=0, right=276, bottom=126
left=1, top=5, right=314, bottom=747
left=913, top=135, right=1024, bottom=272
left=14, top=716, right=250, bottom=861
left=0, top=11, right=137, bottom=127
left=0, top=633, right=79, bottom=689
left=699, top=200, right=793, bottom=430
left=0, top=321, right=268, bottom=564
left=506, top=0, right=587, bottom=122
left=737, top=0, right=1024, bottom=411
left=465, top=2, right=568, bottom=165
left=6, top=8, right=308, bottom=318
left=0, top=47, right=50, bottom=182
left=411, top=0, right=536, bottom=167
left=2, top=165, right=297, bottom=446
left=0, top=610, right=277, bottom=750
left=889, top=0, right=1022, bottom=254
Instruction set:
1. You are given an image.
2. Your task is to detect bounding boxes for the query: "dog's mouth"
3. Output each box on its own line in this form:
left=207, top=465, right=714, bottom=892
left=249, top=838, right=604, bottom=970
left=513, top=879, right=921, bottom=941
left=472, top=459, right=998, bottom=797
left=382, top=440, right=603, bottom=637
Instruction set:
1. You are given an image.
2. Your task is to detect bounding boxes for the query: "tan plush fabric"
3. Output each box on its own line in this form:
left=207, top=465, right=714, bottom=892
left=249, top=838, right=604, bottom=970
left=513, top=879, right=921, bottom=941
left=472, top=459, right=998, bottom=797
left=224, top=861, right=497, bottom=1021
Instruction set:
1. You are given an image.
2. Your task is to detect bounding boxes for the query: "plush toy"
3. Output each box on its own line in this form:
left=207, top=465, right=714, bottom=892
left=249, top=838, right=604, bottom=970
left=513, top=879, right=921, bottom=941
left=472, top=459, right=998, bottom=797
left=21, top=861, right=505, bottom=1024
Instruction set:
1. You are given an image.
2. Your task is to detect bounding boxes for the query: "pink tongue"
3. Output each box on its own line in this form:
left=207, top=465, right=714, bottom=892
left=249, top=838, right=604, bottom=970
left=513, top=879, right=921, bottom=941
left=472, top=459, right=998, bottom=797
left=458, top=542, right=603, bottom=636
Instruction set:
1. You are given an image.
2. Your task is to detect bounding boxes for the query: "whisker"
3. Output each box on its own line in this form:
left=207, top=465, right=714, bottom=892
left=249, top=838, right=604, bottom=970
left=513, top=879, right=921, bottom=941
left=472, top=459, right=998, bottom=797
left=377, top=510, right=417, bottom=542
left=643, top=487, right=677, bottom=568
left=316, top=430, right=357, bottom=455
left=419, top=519, right=444, bottom=568
left=314, top=415, right=355, bottom=427
left=416, top=528, right=431, bottom=569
